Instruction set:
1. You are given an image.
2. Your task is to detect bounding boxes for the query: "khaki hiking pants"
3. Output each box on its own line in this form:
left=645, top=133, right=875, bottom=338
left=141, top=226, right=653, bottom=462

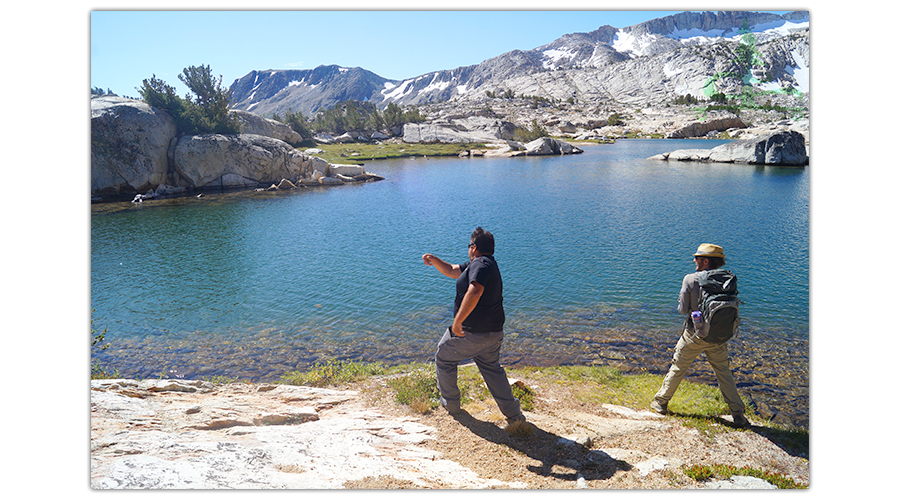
left=654, top=328, right=745, bottom=415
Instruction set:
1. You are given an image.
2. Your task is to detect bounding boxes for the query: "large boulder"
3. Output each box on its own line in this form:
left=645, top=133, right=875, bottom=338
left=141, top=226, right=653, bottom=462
left=651, top=130, right=808, bottom=166
left=665, top=116, right=747, bottom=138
left=328, top=164, right=366, bottom=177
left=334, top=132, right=356, bottom=143
left=524, top=137, right=584, bottom=156
left=402, top=116, right=516, bottom=144
left=171, top=134, right=329, bottom=189
left=708, top=130, right=808, bottom=165
left=91, top=96, right=177, bottom=196
left=230, top=110, right=303, bottom=145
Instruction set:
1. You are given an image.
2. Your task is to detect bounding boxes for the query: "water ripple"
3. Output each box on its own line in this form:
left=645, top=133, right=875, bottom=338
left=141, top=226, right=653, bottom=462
left=92, top=140, right=809, bottom=427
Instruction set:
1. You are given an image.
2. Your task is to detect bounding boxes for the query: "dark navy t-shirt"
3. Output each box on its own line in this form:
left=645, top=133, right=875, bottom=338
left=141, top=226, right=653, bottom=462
left=455, top=255, right=504, bottom=333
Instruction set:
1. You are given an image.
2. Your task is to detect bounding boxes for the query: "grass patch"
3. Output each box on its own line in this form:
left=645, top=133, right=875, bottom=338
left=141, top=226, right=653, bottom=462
left=202, top=375, right=240, bottom=385
left=313, top=142, right=483, bottom=165
left=274, top=361, right=806, bottom=455
left=280, top=359, right=388, bottom=387
left=510, top=365, right=656, bottom=409
left=683, top=464, right=806, bottom=489
left=386, top=364, right=441, bottom=412
left=90, top=364, right=120, bottom=380
left=508, top=365, right=756, bottom=437
left=279, top=360, right=529, bottom=415
left=384, top=362, right=502, bottom=414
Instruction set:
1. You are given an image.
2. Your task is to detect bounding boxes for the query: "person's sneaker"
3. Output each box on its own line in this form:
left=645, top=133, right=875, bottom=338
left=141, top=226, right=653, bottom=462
left=650, top=400, right=668, bottom=415
left=731, top=413, right=750, bottom=428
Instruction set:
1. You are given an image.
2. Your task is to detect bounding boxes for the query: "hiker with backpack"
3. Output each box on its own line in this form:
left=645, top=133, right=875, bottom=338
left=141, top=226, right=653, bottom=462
left=650, top=244, right=749, bottom=428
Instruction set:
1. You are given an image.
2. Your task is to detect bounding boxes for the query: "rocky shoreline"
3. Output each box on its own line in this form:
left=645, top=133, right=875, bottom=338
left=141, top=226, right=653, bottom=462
left=92, top=95, right=809, bottom=203
left=91, top=377, right=809, bottom=489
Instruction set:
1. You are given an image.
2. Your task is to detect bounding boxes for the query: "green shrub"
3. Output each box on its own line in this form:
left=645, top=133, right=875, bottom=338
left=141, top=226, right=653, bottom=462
left=673, top=94, right=699, bottom=105
left=683, top=464, right=713, bottom=481
left=513, top=119, right=548, bottom=142
left=511, top=383, right=535, bottom=411
left=683, top=463, right=806, bottom=489
left=272, top=108, right=312, bottom=142
left=310, top=100, right=425, bottom=136
left=90, top=310, right=119, bottom=379
left=387, top=366, right=441, bottom=411
left=138, top=64, right=240, bottom=136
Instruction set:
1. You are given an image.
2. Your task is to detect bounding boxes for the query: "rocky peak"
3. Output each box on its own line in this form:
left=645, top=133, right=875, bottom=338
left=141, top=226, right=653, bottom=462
left=626, top=11, right=785, bottom=38
left=231, top=65, right=395, bottom=118
left=229, top=11, right=808, bottom=119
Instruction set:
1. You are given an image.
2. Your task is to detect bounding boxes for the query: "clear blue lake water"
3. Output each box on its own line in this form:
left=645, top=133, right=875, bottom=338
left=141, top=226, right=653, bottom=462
left=91, top=139, right=810, bottom=426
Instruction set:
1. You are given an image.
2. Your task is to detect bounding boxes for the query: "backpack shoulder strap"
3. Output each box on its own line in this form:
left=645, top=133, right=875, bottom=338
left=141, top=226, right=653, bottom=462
left=699, top=269, right=738, bottom=295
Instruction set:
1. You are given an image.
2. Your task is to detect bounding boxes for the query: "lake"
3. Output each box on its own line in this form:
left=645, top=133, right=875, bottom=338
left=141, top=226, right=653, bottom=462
left=91, top=139, right=810, bottom=427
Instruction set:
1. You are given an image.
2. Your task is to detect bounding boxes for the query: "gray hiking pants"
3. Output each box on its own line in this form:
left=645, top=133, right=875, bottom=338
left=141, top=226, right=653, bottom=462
left=654, top=328, right=745, bottom=414
left=435, top=328, right=522, bottom=420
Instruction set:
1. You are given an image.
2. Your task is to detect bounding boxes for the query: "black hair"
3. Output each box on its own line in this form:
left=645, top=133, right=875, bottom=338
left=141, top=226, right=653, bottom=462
left=705, top=256, right=726, bottom=269
left=470, top=226, right=495, bottom=255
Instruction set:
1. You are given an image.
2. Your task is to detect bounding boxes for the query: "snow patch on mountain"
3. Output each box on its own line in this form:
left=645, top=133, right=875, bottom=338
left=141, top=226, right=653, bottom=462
left=663, top=62, right=686, bottom=79
left=750, top=18, right=809, bottom=38
left=787, top=50, right=809, bottom=93
left=382, top=79, right=414, bottom=100
left=421, top=74, right=452, bottom=94
left=542, top=47, right=578, bottom=68
left=614, top=17, right=810, bottom=59
left=612, top=32, right=656, bottom=57
left=669, top=27, right=728, bottom=40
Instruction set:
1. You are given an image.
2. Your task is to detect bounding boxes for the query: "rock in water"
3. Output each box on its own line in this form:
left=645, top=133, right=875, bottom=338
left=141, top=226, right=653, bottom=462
left=652, top=130, right=808, bottom=166
left=708, top=130, right=808, bottom=166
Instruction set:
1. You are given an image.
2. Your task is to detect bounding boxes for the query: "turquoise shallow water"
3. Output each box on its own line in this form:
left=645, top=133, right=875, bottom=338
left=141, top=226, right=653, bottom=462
left=91, top=139, right=810, bottom=426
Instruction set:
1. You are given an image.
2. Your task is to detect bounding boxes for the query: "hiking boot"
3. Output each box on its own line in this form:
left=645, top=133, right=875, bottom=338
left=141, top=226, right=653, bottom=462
left=441, top=400, right=461, bottom=415
left=731, top=413, right=750, bottom=428
left=507, top=414, right=526, bottom=425
left=505, top=414, right=531, bottom=436
left=650, top=400, right=668, bottom=415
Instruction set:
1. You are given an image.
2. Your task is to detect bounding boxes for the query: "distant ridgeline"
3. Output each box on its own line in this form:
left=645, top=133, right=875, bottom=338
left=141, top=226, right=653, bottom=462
left=228, top=11, right=809, bottom=118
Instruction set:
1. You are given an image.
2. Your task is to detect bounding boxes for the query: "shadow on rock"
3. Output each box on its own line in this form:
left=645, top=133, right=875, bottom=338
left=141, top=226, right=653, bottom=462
left=668, top=411, right=808, bottom=460
left=753, top=426, right=809, bottom=459
left=450, top=411, right=627, bottom=482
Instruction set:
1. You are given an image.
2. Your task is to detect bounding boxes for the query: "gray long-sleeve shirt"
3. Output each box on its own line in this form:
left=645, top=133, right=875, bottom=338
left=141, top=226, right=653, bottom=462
left=678, top=273, right=701, bottom=331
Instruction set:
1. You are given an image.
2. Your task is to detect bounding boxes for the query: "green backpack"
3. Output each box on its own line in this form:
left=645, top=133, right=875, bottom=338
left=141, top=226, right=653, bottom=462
left=696, top=269, right=741, bottom=343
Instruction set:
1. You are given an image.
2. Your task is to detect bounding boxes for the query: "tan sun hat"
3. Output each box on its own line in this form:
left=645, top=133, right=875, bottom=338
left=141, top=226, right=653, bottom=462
left=693, top=243, right=725, bottom=258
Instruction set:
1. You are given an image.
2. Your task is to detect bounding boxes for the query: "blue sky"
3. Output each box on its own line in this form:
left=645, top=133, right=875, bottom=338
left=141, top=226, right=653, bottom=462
left=90, top=8, right=795, bottom=98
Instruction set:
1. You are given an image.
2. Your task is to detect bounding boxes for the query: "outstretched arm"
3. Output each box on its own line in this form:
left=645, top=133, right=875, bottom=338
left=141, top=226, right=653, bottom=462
left=422, top=253, right=462, bottom=279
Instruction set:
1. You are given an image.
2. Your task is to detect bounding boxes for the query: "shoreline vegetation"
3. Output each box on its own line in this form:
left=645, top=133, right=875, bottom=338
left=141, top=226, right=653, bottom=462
left=314, top=140, right=485, bottom=165
left=310, top=135, right=709, bottom=166
left=91, top=359, right=808, bottom=488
